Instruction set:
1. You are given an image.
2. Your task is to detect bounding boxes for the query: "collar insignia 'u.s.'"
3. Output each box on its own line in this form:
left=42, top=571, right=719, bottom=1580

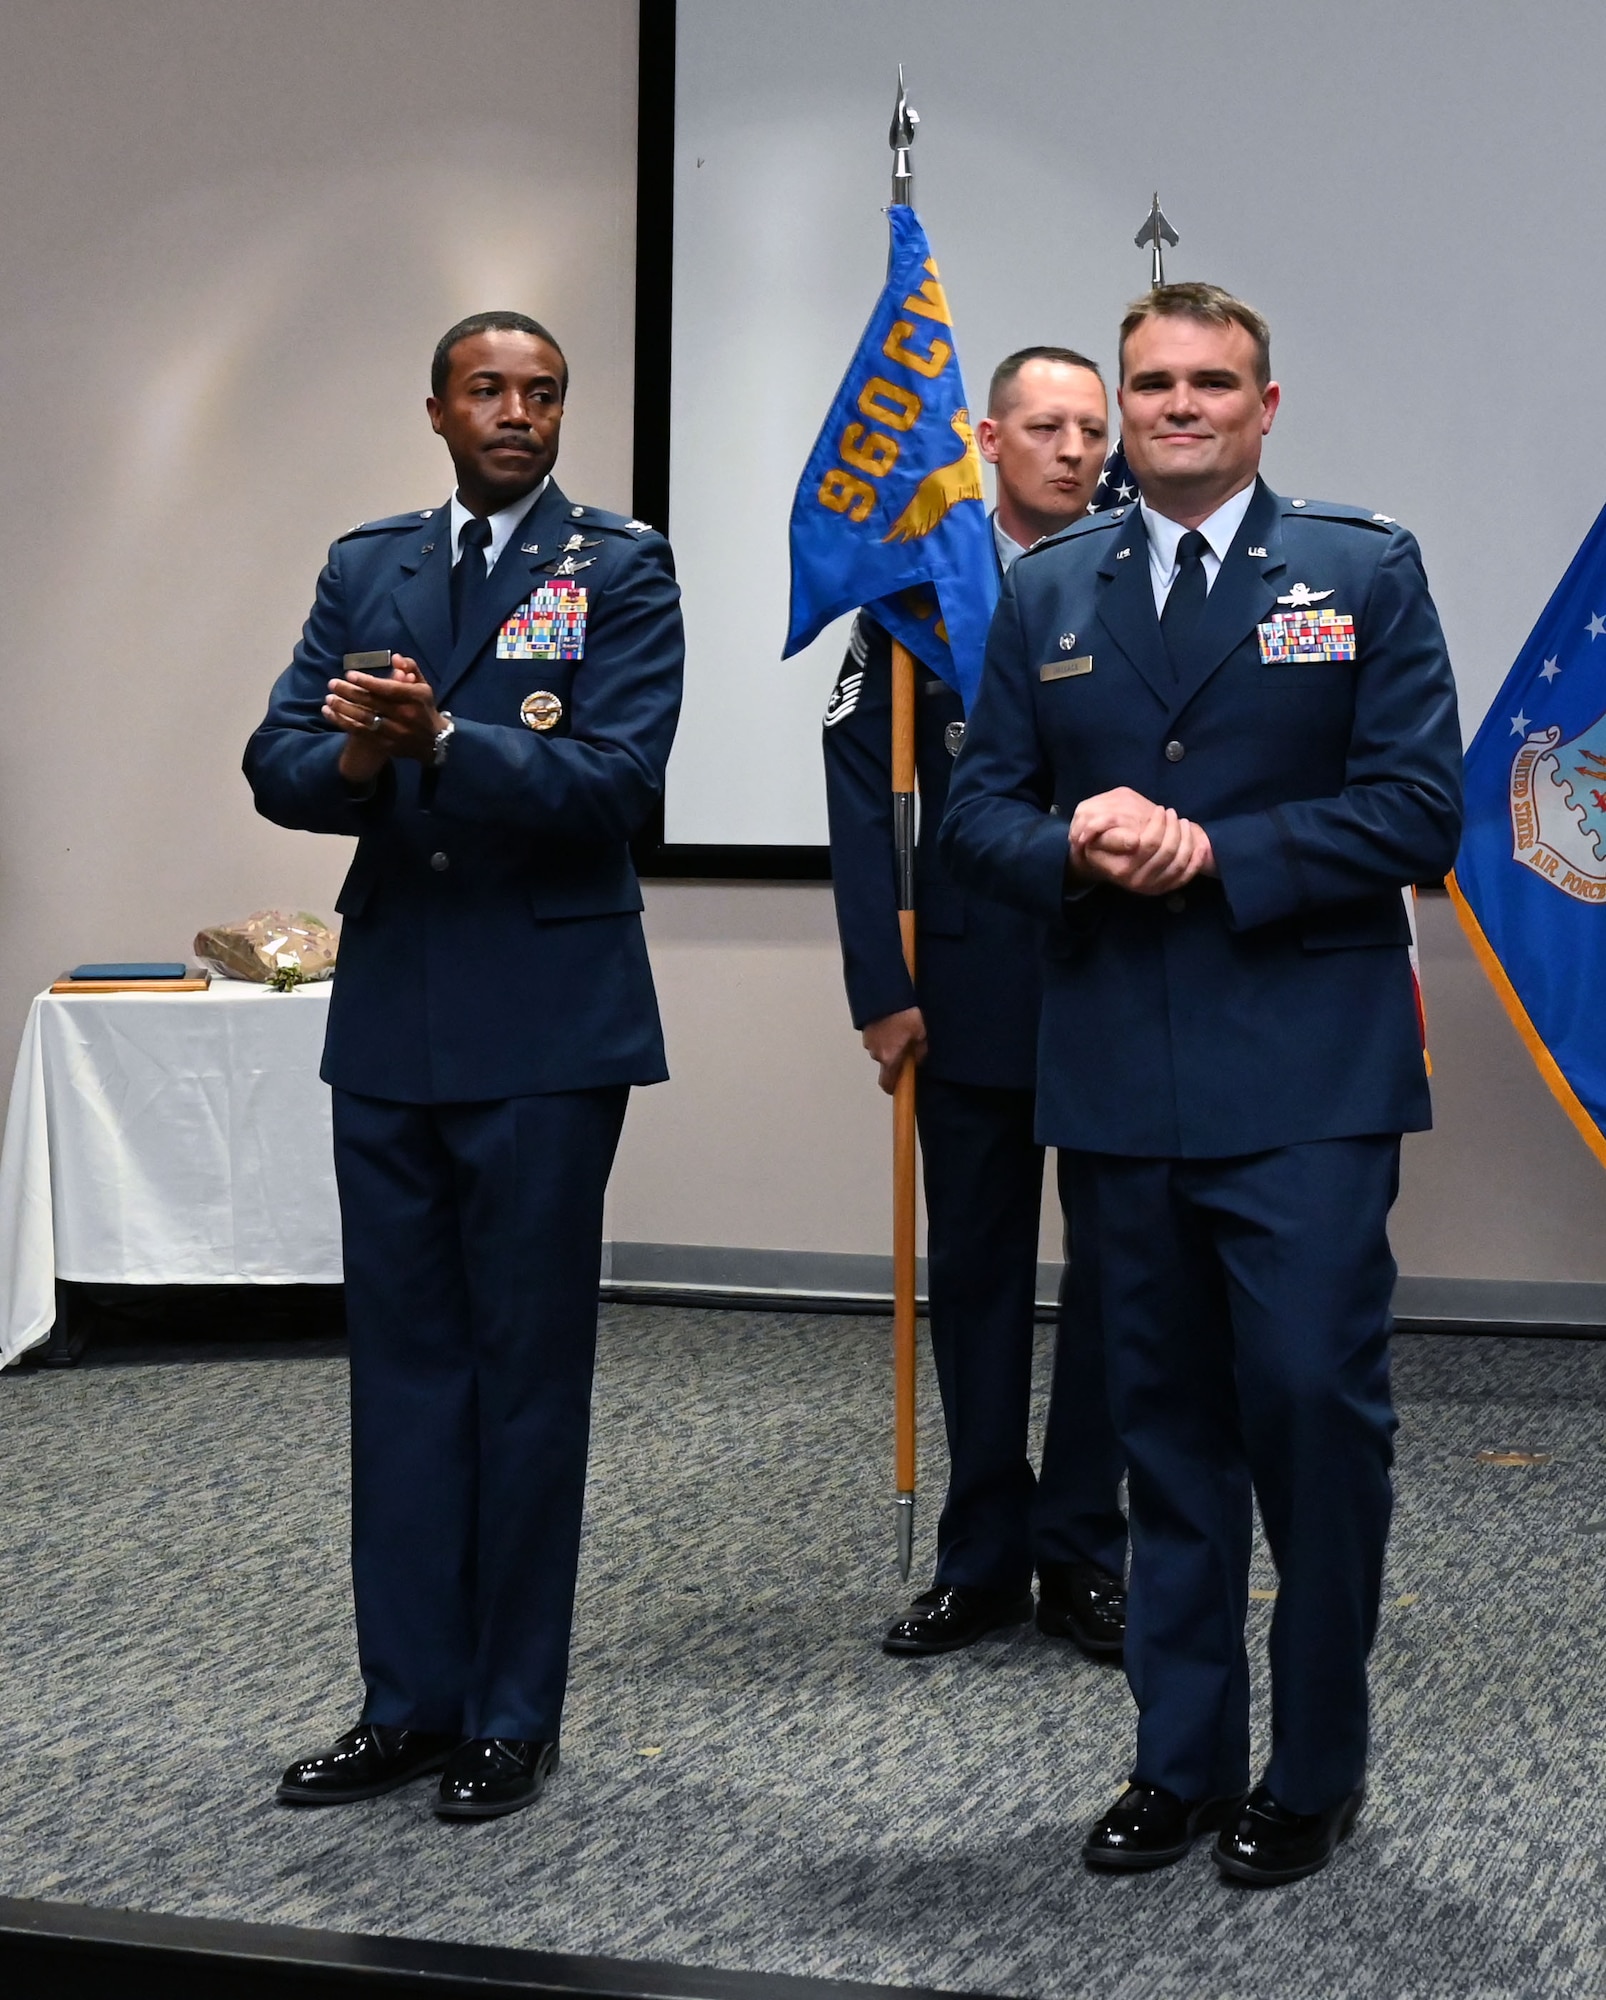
left=498, top=585, right=587, bottom=661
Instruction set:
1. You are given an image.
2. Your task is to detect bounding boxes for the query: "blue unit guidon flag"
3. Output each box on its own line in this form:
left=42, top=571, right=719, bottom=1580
left=784, top=204, right=997, bottom=709
left=1451, top=496, right=1606, bottom=1167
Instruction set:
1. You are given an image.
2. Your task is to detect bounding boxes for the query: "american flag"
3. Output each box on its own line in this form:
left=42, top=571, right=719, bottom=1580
left=1090, top=438, right=1138, bottom=513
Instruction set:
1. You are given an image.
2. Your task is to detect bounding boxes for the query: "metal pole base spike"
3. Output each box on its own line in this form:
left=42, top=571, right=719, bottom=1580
left=894, top=1490, right=916, bottom=1582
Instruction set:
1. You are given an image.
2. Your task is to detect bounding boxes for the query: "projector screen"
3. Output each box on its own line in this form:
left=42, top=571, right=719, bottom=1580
left=663, top=0, right=1606, bottom=853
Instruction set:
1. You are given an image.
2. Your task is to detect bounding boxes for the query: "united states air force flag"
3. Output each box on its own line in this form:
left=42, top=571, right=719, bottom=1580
left=785, top=204, right=996, bottom=709
left=1451, top=498, right=1606, bottom=1167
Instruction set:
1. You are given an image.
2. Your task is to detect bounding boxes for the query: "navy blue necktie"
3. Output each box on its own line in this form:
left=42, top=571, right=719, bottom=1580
left=1160, top=529, right=1210, bottom=681
left=450, top=516, right=493, bottom=641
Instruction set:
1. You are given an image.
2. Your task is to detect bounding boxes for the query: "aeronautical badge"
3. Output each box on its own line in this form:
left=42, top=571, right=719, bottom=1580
left=1257, top=609, right=1356, bottom=664
left=498, top=585, right=587, bottom=661
left=823, top=669, right=864, bottom=728
left=1509, top=709, right=1606, bottom=902
left=1277, top=582, right=1335, bottom=608
left=520, top=691, right=564, bottom=732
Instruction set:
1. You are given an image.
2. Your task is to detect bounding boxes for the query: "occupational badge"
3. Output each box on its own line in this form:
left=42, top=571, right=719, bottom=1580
left=520, top=691, right=564, bottom=731
left=497, top=584, right=587, bottom=661
left=1257, top=610, right=1356, bottom=664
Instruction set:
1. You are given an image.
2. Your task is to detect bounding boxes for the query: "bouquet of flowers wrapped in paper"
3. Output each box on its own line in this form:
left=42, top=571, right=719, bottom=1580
left=194, top=910, right=337, bottom=989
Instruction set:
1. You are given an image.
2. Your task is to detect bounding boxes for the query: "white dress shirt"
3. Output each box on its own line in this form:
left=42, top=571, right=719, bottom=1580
left=448, top=477, right=549, bottom=571
left=1140, top=481, right=1257, bottom=616
left=992, top=514, right=1029, bottom=574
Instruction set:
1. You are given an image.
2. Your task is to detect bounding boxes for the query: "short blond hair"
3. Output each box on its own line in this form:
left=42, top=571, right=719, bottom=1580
left=1119, top=283, right=1271, bottom=389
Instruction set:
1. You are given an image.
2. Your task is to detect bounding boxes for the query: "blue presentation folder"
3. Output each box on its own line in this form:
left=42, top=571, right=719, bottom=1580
left=67, top=963, right=188, bottom=981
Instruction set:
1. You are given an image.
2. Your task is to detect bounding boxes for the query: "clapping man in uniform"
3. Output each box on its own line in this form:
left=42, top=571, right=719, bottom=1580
left=824, top=348, right=1127, bottom=1661
left=941, top=286, right=1460, bottom=1882
left=246, top=312, right=682, bottom=1820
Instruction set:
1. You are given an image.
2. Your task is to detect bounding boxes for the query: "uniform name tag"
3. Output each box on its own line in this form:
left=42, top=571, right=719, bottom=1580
left=498, top=584, right=587, bottom=661
left=1040, top=654, right=1093, bottom=681
left=1258, top=610, right=1355, bottom=664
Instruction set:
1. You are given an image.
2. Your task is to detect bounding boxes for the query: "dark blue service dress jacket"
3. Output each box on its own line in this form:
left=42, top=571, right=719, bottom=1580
left=244, top=481, right=683, bottom=1103
left=823, top=614, right=1042, bottom=1091
left=939, top=480, right=1463, bottom=1157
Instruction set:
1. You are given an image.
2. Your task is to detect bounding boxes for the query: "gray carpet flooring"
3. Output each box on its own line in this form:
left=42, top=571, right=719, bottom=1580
left=2, top=1306, right=1604, bottom=1998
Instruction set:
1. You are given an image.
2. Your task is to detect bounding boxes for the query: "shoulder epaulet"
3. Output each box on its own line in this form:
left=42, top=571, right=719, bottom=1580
left=1017, top=507, right=1129, bottom=562
left=337, top=507, right=439, bottom=541
left=1281, top=496, right=1403, bottom=533
left=559, top=503, right=663, bottom=539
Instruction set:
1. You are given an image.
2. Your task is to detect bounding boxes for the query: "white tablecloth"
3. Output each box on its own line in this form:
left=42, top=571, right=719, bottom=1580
left=0, top=982, right=340, bottom=1365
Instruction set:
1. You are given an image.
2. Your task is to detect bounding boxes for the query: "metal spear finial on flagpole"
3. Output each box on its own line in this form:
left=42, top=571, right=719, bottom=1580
left=887, top=65, right=920, bottom=1584
left=1134, top=192, right=1179, bottom=287
left=890, top=65, right=918, bottom=207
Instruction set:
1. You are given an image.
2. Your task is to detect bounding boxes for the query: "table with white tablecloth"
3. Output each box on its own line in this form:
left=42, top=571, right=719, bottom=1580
left=0, top=982, right=340, bottom=1365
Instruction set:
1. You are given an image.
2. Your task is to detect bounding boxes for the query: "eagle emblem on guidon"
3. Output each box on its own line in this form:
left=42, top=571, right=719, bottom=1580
left=881, top=410, right=986, bottom=544
left=1510, top=711, right=1606, bottom=902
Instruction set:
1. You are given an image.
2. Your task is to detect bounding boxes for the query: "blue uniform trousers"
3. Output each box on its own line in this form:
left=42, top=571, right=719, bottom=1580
left=920, top=1076, right=1126, bottom=1593
left=332, top=1084, right=629, bottom=1742
left=1063, top=1135, right=1400, bottom=1814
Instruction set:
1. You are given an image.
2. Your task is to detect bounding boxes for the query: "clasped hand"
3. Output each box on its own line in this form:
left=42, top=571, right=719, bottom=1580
left=323, top=655, right=443, bottom=782
left=1068, top=786, right=1215, bottom=895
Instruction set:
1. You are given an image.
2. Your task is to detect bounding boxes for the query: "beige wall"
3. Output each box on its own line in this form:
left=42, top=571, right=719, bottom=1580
left=3, top=1, right=1603, bottom=1303
left=0, top=0, right=639, bottom=1075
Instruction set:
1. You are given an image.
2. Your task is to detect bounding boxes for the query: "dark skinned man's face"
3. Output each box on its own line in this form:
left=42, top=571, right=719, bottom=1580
left=426, top=328, right=566, bottom=517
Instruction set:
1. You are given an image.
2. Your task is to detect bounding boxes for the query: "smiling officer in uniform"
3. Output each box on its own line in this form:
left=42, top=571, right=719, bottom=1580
left=941, top=286, right=1461, bottom=1883
left=824, top=348, right=1128, bottom=1661
left=246, top=311, right=682, bottom=1821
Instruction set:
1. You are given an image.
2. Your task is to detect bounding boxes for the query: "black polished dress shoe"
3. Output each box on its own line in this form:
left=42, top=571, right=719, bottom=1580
left=435, top=1738, right=559, bottom=1820
left=881, top=1584, right=1035, bottom=1656
left=1214, top=1781, right=1365, bottom=1885
left=1036, top=1559, right=1126, bottom=1660
left=276, top=1722, right=455, bottom=1806
left=1083, top=1782, right=1247, bottom=1872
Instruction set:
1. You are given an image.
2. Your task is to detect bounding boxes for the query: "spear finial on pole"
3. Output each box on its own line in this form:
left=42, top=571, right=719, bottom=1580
left=1134, top=192, right=1179, bottom=287
left=890, top=65, right=918, bottom=206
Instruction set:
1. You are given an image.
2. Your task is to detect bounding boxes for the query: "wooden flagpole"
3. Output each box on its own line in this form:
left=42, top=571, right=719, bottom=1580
left=887, top=69, right=921, bottom=1581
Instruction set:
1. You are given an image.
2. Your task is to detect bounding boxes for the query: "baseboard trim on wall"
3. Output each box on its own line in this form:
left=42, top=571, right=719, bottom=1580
left=601, top=1244, right=1606, bottom=1335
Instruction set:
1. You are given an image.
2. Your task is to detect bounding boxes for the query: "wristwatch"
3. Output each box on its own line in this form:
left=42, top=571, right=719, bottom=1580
left=432, top=712, right=455, bottom=767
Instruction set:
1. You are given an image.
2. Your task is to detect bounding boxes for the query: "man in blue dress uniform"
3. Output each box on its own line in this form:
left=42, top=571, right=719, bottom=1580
left=824, top=349, right=1127, bottom=1660
left=941, top=286, right=1461, bottom=1882
left=246, top=312, right=683, bottom=1820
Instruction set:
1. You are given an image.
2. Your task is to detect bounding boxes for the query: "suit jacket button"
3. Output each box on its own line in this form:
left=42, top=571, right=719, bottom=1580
left=430, top=851, right=450, bottom=872
left=1164, top=739, right=1185, bottom=763
left=1165, top=892, right=1185, bottom=914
